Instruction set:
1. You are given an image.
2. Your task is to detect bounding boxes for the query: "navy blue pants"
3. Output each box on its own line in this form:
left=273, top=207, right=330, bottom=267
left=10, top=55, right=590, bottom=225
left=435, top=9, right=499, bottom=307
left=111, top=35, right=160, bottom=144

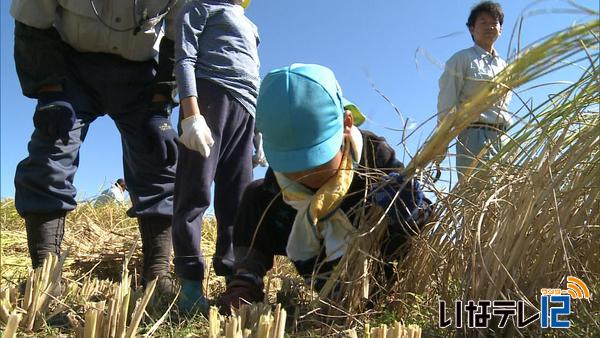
left=173, top=79, right=254, bottom=281
left=14, top=50, right=175, bottom=218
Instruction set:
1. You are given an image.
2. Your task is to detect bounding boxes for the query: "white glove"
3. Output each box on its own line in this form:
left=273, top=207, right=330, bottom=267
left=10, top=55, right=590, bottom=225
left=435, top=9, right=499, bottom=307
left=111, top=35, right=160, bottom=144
left=252, top=132, right=268, bottom=167
left=179, top=114, right=214, bottom=157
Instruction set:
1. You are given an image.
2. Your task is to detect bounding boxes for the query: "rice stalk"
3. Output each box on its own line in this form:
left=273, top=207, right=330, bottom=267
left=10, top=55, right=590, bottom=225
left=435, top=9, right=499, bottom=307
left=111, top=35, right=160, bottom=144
left=368, top=321, right=422, bottom=338
left=21, top=252, right=66, bottom=331
left=0, top=289, right=13, bottom=324
left=1, top=311, right=21, bottom=338
left=124, top=277, right=156, bottom=338
left=209, top=306, right=221, bottom=338
left=83, top=301, right=100, bottom=338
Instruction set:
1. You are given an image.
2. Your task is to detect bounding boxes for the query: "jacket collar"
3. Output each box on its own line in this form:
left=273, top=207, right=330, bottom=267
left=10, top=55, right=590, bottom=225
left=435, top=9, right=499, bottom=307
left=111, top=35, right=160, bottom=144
left=472, top=44, right=499, bottom=59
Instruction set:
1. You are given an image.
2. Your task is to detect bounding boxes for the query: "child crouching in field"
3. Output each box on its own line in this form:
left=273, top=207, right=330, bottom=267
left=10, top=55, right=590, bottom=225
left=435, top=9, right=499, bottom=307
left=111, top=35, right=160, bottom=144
left=173, top=0, right=261, bottom=314
left=216, top=64, right=431, bottom=312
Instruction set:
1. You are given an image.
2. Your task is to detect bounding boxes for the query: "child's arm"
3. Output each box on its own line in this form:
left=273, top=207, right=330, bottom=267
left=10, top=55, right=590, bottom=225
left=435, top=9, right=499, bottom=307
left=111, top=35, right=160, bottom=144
left=180, top=96, right=201, bottom=118
left=174, top=1, right=208, bottom=117
left=174, top=3, right=213, bottom=157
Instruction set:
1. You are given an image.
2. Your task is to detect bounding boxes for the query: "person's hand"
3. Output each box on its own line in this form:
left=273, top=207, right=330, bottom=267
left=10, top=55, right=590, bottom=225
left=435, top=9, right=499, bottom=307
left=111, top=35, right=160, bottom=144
left=34, top=91, right=76, bottom=144
left=252, top=132, right=267, bottom=168
left=216, top=274, right=264, bottom=315
left=145, top=113, right=178, bottom=166
left=179, top=114, right=214, bottom=157
left=371, top=172, right=425, bottom=223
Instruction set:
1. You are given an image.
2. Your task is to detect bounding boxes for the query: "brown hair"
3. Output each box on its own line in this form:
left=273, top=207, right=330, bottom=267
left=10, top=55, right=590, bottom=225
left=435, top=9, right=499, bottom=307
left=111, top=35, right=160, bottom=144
left=466, top=1, right=504, bottom=28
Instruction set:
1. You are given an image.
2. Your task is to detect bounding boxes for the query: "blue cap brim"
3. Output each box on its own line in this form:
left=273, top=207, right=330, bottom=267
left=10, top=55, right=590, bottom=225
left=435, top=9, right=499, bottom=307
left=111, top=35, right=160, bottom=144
left=263, top=127, right=344, bottom=173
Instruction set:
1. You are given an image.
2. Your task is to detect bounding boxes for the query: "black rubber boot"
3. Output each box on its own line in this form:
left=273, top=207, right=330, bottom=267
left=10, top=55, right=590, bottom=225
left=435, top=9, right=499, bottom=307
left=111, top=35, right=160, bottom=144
left=24, top=211, right=66, bottom=269
left=138, top=216, right=177, bottom=309
left=22, top=212, right=66, bottom=301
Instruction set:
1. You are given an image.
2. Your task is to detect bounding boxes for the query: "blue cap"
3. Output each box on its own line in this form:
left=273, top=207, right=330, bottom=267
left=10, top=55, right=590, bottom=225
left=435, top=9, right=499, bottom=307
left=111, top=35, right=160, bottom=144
left=256, top=63, right=364, bottom=173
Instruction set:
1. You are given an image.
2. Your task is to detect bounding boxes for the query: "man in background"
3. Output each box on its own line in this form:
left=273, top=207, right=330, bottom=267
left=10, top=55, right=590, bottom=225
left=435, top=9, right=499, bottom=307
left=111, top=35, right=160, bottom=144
left=437, top=1, right=512, bottom=177
left=95, top=179, right=128, bottom=206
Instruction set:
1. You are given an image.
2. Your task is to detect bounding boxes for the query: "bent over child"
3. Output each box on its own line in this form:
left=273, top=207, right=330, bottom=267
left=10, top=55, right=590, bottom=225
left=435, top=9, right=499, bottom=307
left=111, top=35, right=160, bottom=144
left=217, top=64, right=431, bottom=312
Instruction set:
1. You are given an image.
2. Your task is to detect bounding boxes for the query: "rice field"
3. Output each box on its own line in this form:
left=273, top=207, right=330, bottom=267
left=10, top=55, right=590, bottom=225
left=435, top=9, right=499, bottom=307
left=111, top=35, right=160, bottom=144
left=1, top=9, right=599, bottom=338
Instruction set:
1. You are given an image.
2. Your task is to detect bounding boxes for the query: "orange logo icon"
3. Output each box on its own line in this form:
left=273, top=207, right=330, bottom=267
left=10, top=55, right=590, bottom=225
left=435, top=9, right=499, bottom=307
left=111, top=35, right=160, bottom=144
left=564, top=276, right=590, bottom=300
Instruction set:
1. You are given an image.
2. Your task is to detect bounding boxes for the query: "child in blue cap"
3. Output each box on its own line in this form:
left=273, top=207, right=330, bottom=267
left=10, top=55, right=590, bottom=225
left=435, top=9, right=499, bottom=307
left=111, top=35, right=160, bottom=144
left=173, top=0, right=263, bottom=314
left=216, top=63, right=431, bottom=312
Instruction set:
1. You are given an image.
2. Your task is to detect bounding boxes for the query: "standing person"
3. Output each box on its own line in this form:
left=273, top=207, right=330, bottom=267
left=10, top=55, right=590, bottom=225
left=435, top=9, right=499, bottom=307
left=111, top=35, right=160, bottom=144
left=95, top=179, right=128, bottom=206
left=216, top=64, right=431, bottom=313
left=437, top=1, right=512, bottom=177
left=11, top=0, right=182, bottom=294
left=172, top=0, right=261, bottom=313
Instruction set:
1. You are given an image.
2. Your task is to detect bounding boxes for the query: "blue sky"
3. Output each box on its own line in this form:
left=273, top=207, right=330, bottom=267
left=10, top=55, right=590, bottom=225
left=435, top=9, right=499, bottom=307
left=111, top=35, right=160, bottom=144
left=1, top=1, right=596, bottom=201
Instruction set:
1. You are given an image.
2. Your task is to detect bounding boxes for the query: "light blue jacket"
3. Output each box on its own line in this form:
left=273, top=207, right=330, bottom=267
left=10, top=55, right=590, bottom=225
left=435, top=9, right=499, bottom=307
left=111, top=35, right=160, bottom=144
left=437, top=45, right=512, bottom=126
left=175, top=0, right=260, bottom=116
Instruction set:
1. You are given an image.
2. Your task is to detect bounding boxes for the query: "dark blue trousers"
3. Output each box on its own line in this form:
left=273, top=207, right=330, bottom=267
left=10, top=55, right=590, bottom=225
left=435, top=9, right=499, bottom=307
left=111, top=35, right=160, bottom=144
left=14, top=49, right=175, bottom=218
left=173, top=79, right=254, bottom=281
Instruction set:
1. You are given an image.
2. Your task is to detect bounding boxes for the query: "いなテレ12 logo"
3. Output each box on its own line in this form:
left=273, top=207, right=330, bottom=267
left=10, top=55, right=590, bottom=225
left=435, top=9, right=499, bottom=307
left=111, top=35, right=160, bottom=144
left=540, top=276, right=591, bottom=328
left=438, top=276, right=592, bottom=329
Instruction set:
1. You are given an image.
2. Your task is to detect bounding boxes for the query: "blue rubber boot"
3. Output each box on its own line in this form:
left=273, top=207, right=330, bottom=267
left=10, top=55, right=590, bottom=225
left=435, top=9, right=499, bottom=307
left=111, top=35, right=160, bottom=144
left=178, top=278, right=209, bottom=315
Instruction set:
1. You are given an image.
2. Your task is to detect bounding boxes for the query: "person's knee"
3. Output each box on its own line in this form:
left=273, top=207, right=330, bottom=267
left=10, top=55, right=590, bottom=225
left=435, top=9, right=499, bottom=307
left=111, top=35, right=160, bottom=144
left=247, top=178, right=265, bottom=192
left=240, top=179, right=266, bottom=202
